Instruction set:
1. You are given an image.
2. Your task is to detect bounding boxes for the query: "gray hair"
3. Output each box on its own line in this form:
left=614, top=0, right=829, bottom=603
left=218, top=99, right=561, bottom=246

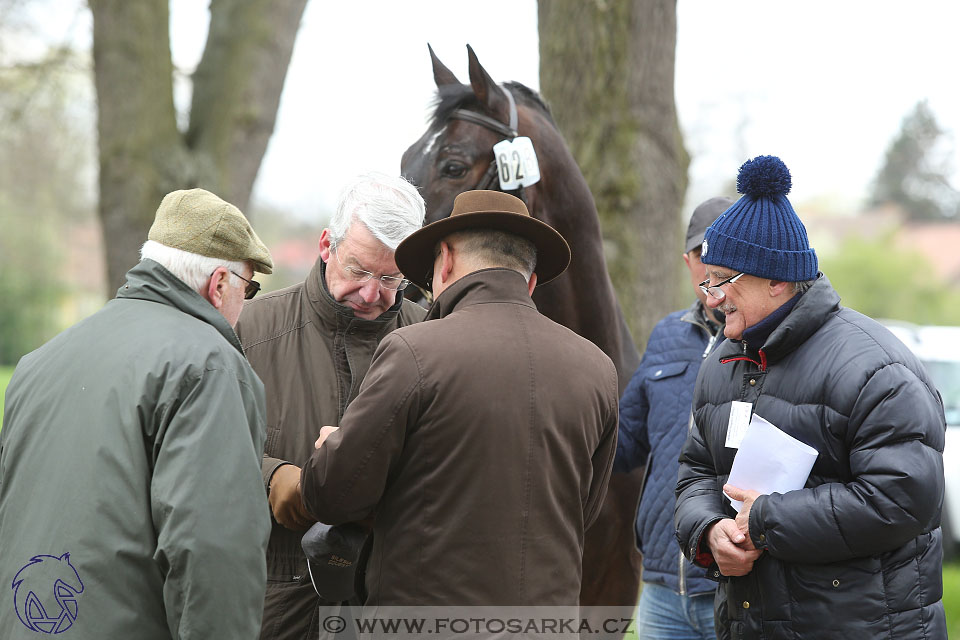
left=445, top=229, right=537, bottom=280
left=793, top=279, right=816, bottom=294
left=329, top=172, right=425, bottom=250
left=140, top=240, right=247, bottom=294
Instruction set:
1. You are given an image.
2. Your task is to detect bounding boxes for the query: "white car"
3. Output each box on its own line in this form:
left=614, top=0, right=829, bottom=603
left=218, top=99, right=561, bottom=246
left=880, top=321, right=960, bottom=560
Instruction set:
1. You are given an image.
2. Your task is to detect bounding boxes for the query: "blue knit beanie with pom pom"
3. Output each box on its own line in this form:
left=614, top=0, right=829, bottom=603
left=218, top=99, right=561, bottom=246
left=701, top=155, right=818, bottom=282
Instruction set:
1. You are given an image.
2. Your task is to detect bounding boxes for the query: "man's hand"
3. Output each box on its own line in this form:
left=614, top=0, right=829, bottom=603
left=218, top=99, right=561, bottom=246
left=724, top=484, right=761, bottom=543
left=268, top=464, right=315, bottom=532
left=706, top=518, right=763, bottom=576
left=315, top=425, right=340, bottom=449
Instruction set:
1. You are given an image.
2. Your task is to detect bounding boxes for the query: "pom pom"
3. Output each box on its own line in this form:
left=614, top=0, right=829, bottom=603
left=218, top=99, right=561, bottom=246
left=736, top=155, right=792, bottom=198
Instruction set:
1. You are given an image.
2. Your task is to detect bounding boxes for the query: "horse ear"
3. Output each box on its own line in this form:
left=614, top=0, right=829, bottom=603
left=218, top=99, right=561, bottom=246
left=428, top=44, right=460, bottom=87
left=466, top=44, right=509, bottom=122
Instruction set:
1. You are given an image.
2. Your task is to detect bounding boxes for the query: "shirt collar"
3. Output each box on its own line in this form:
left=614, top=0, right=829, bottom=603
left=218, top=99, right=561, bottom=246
left=425, top=268, right=536, bottom=321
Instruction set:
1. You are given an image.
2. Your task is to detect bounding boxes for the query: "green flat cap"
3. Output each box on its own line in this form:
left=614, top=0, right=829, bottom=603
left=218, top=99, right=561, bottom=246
left=148, top=188, right=273, bottom=274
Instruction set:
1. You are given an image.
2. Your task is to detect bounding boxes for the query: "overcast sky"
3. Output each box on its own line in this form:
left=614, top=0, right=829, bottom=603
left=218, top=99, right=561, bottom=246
left=27, top=0, right=960, bottom=222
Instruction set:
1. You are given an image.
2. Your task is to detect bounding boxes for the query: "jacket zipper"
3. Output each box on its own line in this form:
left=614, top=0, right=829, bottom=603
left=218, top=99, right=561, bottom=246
left=678, top=549, right=687, bottom=595
left=702, top=333, right=718, bottom=359
left=679, top=325, right=720, bottom=596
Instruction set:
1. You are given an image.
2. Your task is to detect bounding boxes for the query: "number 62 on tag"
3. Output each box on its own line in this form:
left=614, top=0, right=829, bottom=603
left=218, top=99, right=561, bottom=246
left=493, top=137, right=541, bottom=190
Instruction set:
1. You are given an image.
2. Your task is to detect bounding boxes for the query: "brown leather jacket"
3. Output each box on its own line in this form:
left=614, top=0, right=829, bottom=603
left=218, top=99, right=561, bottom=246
left=302, top=268, right=619, bottom=605
left=236, top=259, right=424, bottom=638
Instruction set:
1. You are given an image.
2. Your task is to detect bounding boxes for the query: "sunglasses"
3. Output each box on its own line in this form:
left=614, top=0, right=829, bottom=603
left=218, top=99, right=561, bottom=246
left=230, top=270, right=261, bottom=299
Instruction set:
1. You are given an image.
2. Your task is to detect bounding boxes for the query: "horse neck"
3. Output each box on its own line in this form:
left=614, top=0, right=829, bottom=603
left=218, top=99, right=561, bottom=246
left=527, top=140, right=635, bottom=374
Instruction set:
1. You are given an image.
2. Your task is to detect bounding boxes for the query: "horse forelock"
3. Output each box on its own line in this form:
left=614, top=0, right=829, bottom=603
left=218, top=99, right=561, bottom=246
left=429, top=81, right=556, bottom=129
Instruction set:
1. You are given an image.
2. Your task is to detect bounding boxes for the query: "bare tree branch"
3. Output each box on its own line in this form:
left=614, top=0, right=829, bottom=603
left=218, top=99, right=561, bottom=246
left=89, top=0, right=307, bottom=287
left=187, top=0, right=309, bottom=210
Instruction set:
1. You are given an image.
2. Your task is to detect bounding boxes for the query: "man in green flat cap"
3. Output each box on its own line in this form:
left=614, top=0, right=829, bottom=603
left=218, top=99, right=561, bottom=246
left=0, top=188, right=274, bottom=639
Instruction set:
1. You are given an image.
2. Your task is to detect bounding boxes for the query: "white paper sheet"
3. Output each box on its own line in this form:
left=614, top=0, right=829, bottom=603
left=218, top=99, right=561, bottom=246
left=724, top=414, right=819, bottom=512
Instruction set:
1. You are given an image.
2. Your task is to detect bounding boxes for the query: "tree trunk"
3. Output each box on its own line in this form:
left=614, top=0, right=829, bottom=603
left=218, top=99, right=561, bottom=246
left=538, top=0, right=689, bottom=351
left=90, top=0, right=184, bottom=291
left=89, top=0, right=308, bottom=289
left=188, top=0, right=307, bottom=209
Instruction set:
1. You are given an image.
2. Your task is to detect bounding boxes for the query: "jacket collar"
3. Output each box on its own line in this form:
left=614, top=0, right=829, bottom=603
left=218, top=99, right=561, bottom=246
left=741, top=292, right=802, bottom=350
left=426, top=268, right=536, bottom=321
left=760, top=275, right=839, bottom=361
left=116, top=259, right=244, bottom=353
left=720, top=274, right=840, bottom=365
left=304, top=257, right=404, bottom=334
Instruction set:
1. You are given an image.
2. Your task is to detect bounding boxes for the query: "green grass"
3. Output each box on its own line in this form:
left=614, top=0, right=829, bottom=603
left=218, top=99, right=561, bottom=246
left=946, top=561, right=960, bottom=636
left=0, top=365, right=13, bottom=426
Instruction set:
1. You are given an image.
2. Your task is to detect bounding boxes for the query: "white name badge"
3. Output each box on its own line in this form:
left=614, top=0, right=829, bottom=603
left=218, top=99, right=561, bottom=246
left=725, top=401, right=753, bottom=449
left=493, top=137, right=541, bottom=190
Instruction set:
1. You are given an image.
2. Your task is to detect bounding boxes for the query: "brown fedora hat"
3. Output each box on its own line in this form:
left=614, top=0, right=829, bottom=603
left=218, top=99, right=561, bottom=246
left=395, top=190, right=571, bottom=290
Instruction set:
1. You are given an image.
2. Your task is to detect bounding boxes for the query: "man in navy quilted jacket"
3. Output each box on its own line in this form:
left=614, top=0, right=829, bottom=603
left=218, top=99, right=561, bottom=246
left=615, top=196, right=731, bottom=639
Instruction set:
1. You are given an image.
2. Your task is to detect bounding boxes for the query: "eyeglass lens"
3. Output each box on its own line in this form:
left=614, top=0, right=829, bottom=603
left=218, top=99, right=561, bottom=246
left=230, top=270, right=260, bottom=299
left=335, top=246, right=408, bottom=290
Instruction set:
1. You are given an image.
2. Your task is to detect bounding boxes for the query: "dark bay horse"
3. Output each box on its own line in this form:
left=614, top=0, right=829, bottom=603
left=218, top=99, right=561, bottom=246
left=401, top=45, right=643, bottom=607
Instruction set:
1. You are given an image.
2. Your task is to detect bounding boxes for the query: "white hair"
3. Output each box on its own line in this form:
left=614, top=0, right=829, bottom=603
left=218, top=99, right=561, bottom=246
left=329, top=172, right=425, bottom=250
left=140, top=240, right=247, bottom=294
left=793, top=278, right=817, bottom=294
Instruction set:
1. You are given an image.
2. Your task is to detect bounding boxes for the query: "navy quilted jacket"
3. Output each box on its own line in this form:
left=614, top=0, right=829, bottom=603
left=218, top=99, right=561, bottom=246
left=615, top=300, right=723, bottom=595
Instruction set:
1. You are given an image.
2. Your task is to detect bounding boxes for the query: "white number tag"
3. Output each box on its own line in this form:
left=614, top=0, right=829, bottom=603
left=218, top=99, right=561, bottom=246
left=512, top=137, right=541, bottom=187
left=725, top=401, right=753, bottom=449
left=493, top=137, right=541, bottom=190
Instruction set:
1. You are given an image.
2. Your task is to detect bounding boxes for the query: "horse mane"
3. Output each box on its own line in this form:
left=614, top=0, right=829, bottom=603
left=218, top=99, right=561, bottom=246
left=430, top=81, right=557, bottom=128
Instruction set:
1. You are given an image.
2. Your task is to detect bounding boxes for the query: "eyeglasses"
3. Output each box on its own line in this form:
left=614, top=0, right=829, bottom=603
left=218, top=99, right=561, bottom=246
left=230, top=271, right=261, bottom=300
left=698, top=272, right=745, bottom=300
left=333, top=245, right=410, bottom=291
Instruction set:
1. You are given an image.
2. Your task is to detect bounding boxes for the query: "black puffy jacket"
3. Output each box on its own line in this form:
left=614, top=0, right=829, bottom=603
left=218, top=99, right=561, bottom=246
left=675, top=276, right=947, bottom=639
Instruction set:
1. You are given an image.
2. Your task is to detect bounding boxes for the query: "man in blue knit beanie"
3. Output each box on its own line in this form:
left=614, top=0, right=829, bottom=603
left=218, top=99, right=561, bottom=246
left=674, top=156, right=946, bottom=639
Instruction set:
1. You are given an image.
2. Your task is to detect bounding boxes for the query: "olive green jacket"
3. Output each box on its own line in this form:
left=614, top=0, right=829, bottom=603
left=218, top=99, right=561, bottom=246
left=0, top=259, right=270, bottom=639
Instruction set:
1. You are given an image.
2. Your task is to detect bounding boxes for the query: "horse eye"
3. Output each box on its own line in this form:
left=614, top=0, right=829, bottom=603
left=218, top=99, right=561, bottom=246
left=441, top=162, right=468, bottom=178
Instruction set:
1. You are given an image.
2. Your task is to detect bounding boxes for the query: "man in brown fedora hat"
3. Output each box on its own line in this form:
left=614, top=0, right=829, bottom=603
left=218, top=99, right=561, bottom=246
left=0, top=188, right=273, bottom=639
left=300, top=190, right=619, bottom=608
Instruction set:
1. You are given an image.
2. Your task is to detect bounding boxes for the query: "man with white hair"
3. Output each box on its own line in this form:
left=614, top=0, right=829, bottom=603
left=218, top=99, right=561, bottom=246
left=235, top=172, right=426, bottom=640
left=0, top=188, right=274, bottom=639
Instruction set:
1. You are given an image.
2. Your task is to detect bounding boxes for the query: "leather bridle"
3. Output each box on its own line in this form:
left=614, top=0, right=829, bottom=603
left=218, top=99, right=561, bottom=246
left=413, top=89, right=530, bottom=299
left=447, top=88, right=528, bottom=202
